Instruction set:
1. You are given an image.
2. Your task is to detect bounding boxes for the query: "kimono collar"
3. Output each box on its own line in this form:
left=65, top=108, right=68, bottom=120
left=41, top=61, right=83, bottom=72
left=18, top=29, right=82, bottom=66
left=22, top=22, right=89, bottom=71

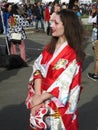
left=42, top=41, right=68, bottom=77
left=54, top=41, right=68, bottom=56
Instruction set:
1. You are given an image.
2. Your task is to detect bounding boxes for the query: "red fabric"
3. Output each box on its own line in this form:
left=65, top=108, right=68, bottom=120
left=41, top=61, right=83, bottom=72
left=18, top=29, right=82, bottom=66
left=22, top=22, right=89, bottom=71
left=27, top=44, right=82, bottom=130
left=44, top=7, right=50, bottom=22
left=41, top=45, right=81, bottom=129
left=33, top=75, right=42, bottom=80
left=41, top=45, right=76, bottom=92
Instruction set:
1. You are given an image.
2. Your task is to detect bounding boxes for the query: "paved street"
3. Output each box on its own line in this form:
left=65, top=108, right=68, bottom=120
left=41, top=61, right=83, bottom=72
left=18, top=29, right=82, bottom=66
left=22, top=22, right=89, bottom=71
left=0, top=28, right=98, bottom=130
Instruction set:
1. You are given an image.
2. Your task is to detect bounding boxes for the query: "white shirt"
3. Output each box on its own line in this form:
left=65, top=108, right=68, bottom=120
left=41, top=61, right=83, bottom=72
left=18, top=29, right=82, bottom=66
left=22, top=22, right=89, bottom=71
left=88, top=15, right=97, bottom=24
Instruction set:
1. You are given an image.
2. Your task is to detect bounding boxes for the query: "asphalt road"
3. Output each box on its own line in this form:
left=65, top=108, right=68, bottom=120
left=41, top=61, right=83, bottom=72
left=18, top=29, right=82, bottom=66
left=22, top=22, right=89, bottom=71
left=0, top=31, right=98, bottom=130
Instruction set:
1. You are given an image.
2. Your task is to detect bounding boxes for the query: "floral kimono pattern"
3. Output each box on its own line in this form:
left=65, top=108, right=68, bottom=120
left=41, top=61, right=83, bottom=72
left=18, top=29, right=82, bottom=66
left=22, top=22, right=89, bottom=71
left=26, top=41, right=82, bottom=130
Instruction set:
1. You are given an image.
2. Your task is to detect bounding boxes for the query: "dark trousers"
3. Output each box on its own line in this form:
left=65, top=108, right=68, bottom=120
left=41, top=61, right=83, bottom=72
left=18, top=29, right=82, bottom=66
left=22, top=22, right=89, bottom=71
left=35, top=18, right=44, bottom=31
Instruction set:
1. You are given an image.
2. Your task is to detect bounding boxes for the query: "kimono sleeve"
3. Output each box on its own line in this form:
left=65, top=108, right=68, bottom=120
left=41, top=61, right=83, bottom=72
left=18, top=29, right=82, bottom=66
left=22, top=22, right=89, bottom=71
left=29, top=54, right=43, bottom=82
left=29, top=46, right=49, bottom=82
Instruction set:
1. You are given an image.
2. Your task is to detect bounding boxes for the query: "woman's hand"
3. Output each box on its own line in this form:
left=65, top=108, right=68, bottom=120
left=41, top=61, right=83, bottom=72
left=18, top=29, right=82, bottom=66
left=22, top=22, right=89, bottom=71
left=31, top=94, right=43, bottom=108
left=31, top=103, right=45, bottom=116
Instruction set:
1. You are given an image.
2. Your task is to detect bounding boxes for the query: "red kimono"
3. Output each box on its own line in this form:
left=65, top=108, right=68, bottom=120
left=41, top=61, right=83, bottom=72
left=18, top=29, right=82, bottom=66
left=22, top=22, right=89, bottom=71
left=26, top=41, right=82, bottom=130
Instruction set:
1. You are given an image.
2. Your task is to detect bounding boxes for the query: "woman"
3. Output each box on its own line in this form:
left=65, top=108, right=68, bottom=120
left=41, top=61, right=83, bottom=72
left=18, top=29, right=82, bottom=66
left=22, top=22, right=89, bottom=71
left=44, top=4, right=50, bottom=34
left=3, top=3, right=12, bottom=54
left=87, top=4, right=98, bottom=81
left=26, top=9, right=85, bottom=130
left=88, top=4, right=97, bottom=47
left=7, top=4, right=29, bottom=62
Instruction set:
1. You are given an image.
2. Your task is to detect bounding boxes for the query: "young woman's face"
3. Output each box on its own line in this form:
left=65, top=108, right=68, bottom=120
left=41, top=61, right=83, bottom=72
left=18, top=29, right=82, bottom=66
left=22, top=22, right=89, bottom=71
left=50, top=14, right=64, bottom=37
left=54, top=5, right=60, bottom=12
left=8, top=5, right=12, bottom=12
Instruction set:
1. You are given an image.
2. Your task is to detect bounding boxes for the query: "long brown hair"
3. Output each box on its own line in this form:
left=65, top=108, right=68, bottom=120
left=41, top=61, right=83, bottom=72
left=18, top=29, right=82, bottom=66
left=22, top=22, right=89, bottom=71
left=47, top=9, right=85, bottom=62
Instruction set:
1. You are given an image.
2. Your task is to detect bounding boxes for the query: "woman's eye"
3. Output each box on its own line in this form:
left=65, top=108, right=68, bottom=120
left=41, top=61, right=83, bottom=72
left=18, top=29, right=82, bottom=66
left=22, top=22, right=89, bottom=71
left=50, top=20, right=59, bottom=25
left=55, top=21, right=58, bottom=24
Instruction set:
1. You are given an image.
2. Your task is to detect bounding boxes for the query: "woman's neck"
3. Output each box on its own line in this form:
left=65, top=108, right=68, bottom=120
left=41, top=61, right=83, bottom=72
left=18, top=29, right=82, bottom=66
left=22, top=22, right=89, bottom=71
left=55, top=37, right=66, bottom=51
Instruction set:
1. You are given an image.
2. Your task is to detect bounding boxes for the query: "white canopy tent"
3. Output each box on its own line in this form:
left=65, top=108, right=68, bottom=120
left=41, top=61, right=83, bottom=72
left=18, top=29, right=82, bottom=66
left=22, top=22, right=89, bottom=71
left=42, top=0, right=54, bottom=3
left=7, top=0, right=22, bottom=4
left=61, top=0, right=69, bottom=3
left=42, top=0, right=69, bottom=4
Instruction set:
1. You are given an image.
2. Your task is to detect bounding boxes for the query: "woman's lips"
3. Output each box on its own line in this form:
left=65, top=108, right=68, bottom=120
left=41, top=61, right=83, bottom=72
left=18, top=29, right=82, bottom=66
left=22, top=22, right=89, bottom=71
left=51, top=29, right=55, bottom=33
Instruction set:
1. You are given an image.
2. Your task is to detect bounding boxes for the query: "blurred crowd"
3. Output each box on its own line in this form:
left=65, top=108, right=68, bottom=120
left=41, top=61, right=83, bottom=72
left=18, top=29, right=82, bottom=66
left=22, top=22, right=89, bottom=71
left=0, top=0, right=97, bottom=63
left=0, top=0, right=95, bottom=34
left=0, top=0, right=98, bottom=80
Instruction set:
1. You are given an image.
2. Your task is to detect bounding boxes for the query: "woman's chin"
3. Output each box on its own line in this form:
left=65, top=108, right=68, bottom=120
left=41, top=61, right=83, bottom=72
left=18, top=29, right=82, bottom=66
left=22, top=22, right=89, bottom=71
left=52, top=33, right=57, bottom=37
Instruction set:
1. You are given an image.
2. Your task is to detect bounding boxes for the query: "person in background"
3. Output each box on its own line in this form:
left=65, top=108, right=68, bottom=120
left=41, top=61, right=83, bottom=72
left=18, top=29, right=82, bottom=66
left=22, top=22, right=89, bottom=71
left=48, top=1, right=54, bottom=15
left=34, top=1, right=45, bottom=32
left=72, top=5, right=81, bottom=20
left=44, top=4, right=50, bottom=34
left=88, top=4, right=97, bottom=48
left=26, top=9, right=85, bottom=130
left=3, top=3, right=12, bottom=55
left=44, top=2, right=54, bottom=35
left=87, top=3, right=98, bottom=81
left=0, top=13, right=3, bottom=34
left=7, top=4, right=29, bottom=62
left=54, top=3, right=61, bottom=13
left=50, top=3, right=61, bottom=24
left=0, top=7, right=4, bottom=34
left=74, top=0, right=79, bottom=6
